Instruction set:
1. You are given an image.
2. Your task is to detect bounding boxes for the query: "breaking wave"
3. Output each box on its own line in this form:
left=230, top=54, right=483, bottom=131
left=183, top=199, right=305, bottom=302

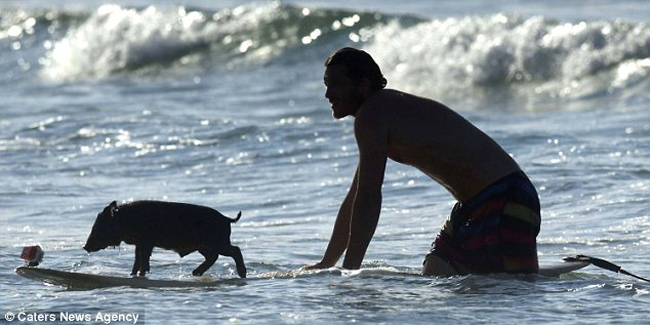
left=367, top=14, right=650, bottom=104
left=1, top=1, right=648, bottom=102
left=31, top=2, right=394, bottom=80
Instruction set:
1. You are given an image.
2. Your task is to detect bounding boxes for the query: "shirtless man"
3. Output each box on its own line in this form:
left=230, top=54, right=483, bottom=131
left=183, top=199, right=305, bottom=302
left=303, top=47, right=541, bottom=276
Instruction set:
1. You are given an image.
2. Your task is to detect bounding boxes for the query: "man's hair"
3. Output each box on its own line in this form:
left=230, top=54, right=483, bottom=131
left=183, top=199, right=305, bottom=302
left=325, top=47, right=387, bottom=91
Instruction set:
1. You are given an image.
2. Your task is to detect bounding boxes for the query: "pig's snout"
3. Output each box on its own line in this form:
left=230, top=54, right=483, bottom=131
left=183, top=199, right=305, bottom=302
left=83, top=242, right=102, bottom=253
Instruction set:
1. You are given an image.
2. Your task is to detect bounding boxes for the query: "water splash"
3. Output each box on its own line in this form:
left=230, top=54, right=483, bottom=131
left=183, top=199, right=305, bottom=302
left=37, top=2, right=389, bottom=81
left=3, top=3, right=648, bottom=105
left=365, top=14, right=650, bottom=104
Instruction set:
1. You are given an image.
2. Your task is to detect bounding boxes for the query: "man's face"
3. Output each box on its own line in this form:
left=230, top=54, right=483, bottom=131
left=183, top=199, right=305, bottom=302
left=324, top=65, right=364, bottom=119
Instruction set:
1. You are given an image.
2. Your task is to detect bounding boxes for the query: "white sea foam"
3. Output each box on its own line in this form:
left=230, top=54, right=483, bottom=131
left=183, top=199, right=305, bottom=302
left=33, top=2, right=650, bottom=104
left=365, top=15, right=650, bottom=101
left=40, top=3, right=284, bottom=81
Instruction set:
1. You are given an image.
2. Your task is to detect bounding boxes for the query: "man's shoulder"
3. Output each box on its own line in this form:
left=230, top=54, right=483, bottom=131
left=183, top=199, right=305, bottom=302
left=366, top=89, right=447, bottom=109
left=366, top=88, right=404, bottom=103
left=353, top=93, right=393, bottom=137
left=358, top=89, right=444, bottom=118
left=357, top=89, right=401, bottom=115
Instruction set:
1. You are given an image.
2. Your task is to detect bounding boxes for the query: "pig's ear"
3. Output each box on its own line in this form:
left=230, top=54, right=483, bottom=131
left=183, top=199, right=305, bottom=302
left=109, top=201, right=118, bottom=216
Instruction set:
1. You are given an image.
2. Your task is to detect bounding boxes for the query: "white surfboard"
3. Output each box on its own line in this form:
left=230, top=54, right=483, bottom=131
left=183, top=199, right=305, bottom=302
left=538, top=260, right=590, bottom=277
left=16, top=259, right=590, bottom=289
left=15, top=267, right=243, bottom=289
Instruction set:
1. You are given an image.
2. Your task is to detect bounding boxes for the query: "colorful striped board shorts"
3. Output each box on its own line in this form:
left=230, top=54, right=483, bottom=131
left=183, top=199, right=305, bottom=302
left=427, top=171, right=541, bottom=275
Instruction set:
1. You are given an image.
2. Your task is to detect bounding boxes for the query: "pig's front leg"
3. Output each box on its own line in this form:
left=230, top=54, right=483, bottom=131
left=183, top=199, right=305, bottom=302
left=193, top=248, right=219, bottom=276
left=131, top=247, right=141, bottom=276
left=136, top=245, right=154, bottom=276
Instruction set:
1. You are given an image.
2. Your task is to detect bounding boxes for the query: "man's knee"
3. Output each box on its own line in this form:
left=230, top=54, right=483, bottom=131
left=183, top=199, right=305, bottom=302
left=422, top=254, right=458, bottom=277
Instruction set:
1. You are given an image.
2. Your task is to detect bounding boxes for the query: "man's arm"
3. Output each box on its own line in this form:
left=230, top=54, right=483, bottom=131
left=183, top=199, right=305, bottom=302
left=302, top=168, right=359, bottom=270
left=341, top=107, right=387, bottom=269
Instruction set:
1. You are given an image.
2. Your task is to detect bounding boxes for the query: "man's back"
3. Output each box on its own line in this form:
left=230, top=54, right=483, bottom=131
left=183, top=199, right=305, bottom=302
left=357, top=89, right=521, bottom=202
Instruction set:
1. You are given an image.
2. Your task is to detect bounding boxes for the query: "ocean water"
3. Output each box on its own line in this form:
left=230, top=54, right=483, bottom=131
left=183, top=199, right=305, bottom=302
left=1, top=0, right=649, bottom=323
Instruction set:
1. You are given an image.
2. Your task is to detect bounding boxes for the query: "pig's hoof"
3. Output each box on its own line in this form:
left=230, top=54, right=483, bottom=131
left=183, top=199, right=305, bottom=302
left=237, top=268, right=247, bottom=278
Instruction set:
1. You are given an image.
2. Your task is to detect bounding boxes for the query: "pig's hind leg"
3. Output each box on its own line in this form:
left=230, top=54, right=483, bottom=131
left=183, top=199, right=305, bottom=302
left=222, top=245, right=246, bottom=278
left=192, top=248, right=219, bottom=276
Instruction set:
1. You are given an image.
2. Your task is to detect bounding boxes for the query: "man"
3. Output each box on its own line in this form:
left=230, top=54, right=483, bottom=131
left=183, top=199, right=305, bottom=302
left=303, top=47, right=541, bottom=276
